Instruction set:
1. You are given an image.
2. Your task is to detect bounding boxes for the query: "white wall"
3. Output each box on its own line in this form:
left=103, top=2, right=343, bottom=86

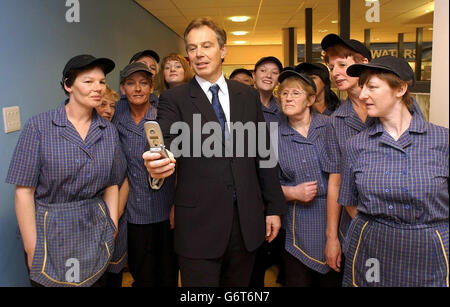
left=429, top=0, right=449, bottom=128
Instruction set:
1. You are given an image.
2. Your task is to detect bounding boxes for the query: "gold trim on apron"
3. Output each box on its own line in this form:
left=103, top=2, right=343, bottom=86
left=435, top=230, right=449, bottom=287
left=292, top=203, right=327, bottom=265
left=39, top=207, right=112, bottom=286
left=352, top=221, right=369, bottom=287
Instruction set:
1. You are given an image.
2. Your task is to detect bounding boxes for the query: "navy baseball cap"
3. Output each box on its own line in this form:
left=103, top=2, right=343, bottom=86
left=347, top=55, right=415, bottom=86
left=129, top=50, right=160, bottom=64
left=296, top=62, right=329, bottom=75
left=254, top=56, right=283, bottom=72
left=278, top=68, right=317, bottom=93
left=230, top=68, right=253, bottom=79
left=63, top=55, right=115, bottom=79
left=120, top=62, right=153, bottom=83
left=321, top=34, right=372, bottom=61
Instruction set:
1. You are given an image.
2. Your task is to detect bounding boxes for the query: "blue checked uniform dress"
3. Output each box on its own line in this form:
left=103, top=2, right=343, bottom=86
left=5, top=101, right=122, bottom=287
left=339, top=111, right=449, bottom=287
left=278, top=114, right=332, bottom=274
left=112, top=99, right=175, bottom=225
left=324, top=98, right=425, bottom=245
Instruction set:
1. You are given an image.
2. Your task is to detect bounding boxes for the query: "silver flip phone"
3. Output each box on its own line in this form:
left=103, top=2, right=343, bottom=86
left=144, top=121, right=168, bottom=159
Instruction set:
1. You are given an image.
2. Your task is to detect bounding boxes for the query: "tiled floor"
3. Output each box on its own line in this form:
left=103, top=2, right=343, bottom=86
left=122, top=266, right=282, bottom=287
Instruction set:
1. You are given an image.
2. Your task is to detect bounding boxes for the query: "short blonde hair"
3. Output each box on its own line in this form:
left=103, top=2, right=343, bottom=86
left=156, top=53, right=194, bottom=92
left=104, top=85, right=120, bottom=102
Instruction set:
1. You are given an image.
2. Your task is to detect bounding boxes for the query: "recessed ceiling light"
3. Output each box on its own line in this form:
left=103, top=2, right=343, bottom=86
left=318, top=29, right=328, bottom=33
left=232, top=31, right=249, bottom=36
left=425, top=9, right=430, bottom=13
left=233, top=41, right=247, bottom=45
left=331, top=20, right=338, bottom=24
left=230, top=16, right=250, bottom=22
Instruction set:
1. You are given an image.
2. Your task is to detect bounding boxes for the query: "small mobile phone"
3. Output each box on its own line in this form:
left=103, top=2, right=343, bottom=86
left=144, top=121, right=168, bottom=159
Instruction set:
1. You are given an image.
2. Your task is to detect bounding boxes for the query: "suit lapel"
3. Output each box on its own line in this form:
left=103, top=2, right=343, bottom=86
left=190, top=78, right=218, bottom=124
left=227, top=80, right=245, bottom=124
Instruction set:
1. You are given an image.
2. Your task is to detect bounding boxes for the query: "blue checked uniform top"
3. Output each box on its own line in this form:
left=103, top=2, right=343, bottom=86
left=278, top=113, right=331, bottom=273
left=6, top=101, right=124, bottom=203
left=113, top=99, right=175, bottom=224
left=261, top=96, right=281, bottom=123
left=339, top=111, right=449, bottom=224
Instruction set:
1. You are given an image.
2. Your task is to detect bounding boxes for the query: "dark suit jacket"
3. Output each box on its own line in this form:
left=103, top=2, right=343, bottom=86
left=157, top=77, right=286, bottom=259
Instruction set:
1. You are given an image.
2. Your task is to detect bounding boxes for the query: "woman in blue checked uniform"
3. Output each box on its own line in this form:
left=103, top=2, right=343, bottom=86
left=339, top=56, right=448, bottom=287
left=276, top=68, right=341, bottom=287
left=6, top=55, right=123, bottom=287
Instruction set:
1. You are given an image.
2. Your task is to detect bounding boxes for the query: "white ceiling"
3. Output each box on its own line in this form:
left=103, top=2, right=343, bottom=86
left=136, top=0, right=434, bottom=45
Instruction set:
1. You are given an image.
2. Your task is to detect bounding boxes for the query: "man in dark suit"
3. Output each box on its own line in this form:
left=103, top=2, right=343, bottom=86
left=143, top=18, right=286, bottom=287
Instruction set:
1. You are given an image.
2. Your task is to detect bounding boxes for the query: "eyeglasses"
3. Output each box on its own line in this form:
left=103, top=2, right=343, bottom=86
left=280, top=89, right=306, bottom=98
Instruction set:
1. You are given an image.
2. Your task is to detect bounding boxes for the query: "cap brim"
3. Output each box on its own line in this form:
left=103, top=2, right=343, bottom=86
left=347, top=63, right=415, bottom=87
left=90, top=58, right=116, bottom=75
left=120, top=68, right=153, bottom=82
left=278, top=70, right=317, bottom=92
left=255, top=57, right=283, bottom=72
left=347, top=63, right=398, bottom=78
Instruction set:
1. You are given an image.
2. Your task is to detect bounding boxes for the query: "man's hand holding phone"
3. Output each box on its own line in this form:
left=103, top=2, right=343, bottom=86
left=143, top=151, right=176, bottom=179
left=143, top=121, right=176, bottom=180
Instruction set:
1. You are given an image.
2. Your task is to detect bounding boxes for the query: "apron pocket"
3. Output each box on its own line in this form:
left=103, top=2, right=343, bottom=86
left=31, top=201, right=115, bottom=287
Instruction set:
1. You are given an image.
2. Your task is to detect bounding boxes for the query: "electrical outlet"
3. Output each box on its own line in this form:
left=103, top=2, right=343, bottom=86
left=3, top=106, right=21, bottom=134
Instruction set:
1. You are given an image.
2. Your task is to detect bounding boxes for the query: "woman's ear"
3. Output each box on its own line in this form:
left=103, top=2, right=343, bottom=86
left=396, top=82, right=408, bottom=98
left=63, top=78, right=72, bottom=94
left=308, top=95, right=317, bottom=107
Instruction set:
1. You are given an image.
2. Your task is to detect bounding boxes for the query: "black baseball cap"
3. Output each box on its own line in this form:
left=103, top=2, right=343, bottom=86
left=254, top=56, right=283, bottom=72
left=230, top=68, right=253, bottom=79
left=63, top=55, right=115, bottom=79
left=346, top=55, right=415, bottom=87
left=321, top=34, right=372, bottom=61
left=120, top=62, right=153, bottom=83
left=296, top=62, right=329, bottom=74
left=278, top=68, right=317, bottom=93
left=129, top=50, right=160, bottom=64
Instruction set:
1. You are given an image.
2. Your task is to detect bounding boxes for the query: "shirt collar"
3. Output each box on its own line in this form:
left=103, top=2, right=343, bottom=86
left=333, top=98, right=353, bottom=118
left=367, top=109, right=427, bottom=136
left=279, top=113, right=326, bottom=136
left=262, top=96, right=280, bottom=114
left=195, top=74, right=228, bottom=97
left=52, top=100, right=106, bottom=128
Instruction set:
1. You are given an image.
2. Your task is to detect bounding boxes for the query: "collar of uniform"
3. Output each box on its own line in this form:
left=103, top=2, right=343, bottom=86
left=262, top=96, right=280, bottom=114
left=53, top=100, right=107, bottom=128
left=367, top=109, right=427, bottom=136
left=279, top=113, right=325, bottom=136
left=91, top=108, right=108, bottom=129
left=195, top=74, right=229, bottom=97
left=332, top=98, right=352, bottom=118
left=310, top=112, right=328, bottom=130
left=279, top=115, right=295, bottom=136
left=408, top=109, right=427, bottom=133
left=52, top=100, right=70, bottom=127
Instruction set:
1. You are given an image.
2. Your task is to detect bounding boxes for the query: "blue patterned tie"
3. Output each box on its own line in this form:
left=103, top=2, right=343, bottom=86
left=209, top=84, right=228, bottom=137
